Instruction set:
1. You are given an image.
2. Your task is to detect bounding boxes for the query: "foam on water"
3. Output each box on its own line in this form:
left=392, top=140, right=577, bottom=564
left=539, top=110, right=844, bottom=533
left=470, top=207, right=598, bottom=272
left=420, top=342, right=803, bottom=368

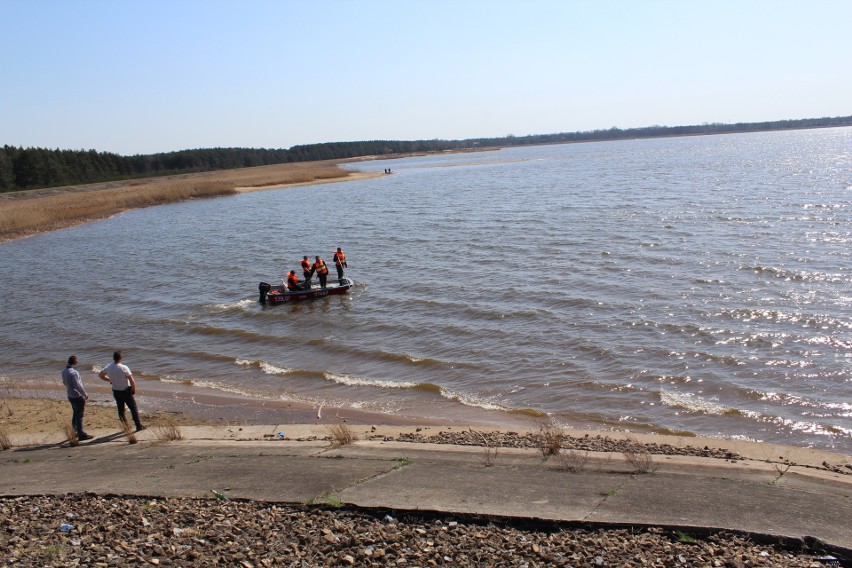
left=1, top=127, right=850, bottom=451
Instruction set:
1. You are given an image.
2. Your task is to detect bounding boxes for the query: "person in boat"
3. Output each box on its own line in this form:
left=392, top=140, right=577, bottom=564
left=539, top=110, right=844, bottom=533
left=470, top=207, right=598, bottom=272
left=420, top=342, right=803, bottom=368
left=286, top=270, right=303, bottom=291
left=332, top=247, right=347, bottom=285
left=313, top=256, right=329, bottom=289
left=300, top=255, right=314, bottom=288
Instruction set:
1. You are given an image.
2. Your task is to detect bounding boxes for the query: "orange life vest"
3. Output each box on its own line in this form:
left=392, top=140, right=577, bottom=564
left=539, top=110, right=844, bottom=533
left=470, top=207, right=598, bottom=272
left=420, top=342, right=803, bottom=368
left=314, top=260, right=328, bottom=275
left=300, top=259, right=312, bottom=272
left=333, top=251, right=346, bottom=266
left=287, top=272, right=299, bottom=289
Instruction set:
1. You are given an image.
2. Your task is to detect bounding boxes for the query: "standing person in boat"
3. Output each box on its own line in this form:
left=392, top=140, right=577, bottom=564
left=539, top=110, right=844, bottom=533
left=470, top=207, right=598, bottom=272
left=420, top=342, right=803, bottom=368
left=300, top=255, right=314, bottom=289
left=313, top=255, right=329, bottom=289
left=99, top=351, right=144, bottom=432
left=61, top=355, right=93, bottom=441
left=332, top=247, right=348, bottom=285
left=286, top=270, right=303, bottom=291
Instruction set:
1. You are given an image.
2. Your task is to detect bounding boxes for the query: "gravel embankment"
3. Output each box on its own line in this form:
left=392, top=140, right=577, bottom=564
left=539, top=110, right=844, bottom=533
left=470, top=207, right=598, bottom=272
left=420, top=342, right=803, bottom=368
left=1, top=494, right=839, bottom=567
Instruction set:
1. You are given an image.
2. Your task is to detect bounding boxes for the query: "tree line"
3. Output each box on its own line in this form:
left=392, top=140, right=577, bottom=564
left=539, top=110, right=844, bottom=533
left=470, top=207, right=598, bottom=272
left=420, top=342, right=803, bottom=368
left=2, top=114, right=850, bottom=193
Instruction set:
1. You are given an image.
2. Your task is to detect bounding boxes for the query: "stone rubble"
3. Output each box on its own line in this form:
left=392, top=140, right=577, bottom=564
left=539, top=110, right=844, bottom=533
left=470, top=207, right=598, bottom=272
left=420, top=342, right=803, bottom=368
left=0, top=494, right=839, bottom=567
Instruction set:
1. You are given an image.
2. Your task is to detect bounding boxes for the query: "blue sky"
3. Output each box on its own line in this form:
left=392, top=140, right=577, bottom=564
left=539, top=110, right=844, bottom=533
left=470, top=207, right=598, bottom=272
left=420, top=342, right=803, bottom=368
left=2, top=0, right=850, bottom=155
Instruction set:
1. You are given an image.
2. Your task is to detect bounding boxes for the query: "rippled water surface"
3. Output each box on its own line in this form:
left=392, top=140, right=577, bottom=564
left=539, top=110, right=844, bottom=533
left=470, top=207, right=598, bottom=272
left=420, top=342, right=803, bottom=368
left=1, top=128, right=850, bottom=451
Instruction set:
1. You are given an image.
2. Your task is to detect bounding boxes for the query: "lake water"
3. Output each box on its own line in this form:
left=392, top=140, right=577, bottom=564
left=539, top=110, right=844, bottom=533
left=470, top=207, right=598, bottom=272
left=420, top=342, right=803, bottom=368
left=1, top=128, right=849, bottom=452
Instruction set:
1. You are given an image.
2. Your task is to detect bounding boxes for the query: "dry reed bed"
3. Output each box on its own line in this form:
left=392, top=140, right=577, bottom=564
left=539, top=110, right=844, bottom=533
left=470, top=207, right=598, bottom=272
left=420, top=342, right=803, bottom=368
left=0, top=160, right=352, bottom=241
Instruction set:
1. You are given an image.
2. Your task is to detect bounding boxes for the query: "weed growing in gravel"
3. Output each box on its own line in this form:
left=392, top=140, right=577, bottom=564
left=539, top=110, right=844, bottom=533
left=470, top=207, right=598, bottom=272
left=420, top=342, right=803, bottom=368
left=556, top=448, right=590, bottom=472
left=537, top=423, right=564, bottom=460
left=121, top=420, right=138, bottom=445
left=62, top=423, right=79, bottom=447
left=622, top=438, right=657, bottom=474
left=0, top=425, right=11, bottom=450
left=153, top=416, right=183, bottom=442
left=326, top=421, right=358, bottom=448
left=308, top=491, right=343, bottom=507
left=469, top=428, right=499, bottom=467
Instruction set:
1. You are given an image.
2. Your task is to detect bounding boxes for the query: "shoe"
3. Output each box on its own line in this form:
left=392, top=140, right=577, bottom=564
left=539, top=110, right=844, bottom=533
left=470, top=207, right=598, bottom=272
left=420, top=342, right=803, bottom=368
left=135, top=426, right=146, bottom=432
left=78, top=433, right=94, bottom=441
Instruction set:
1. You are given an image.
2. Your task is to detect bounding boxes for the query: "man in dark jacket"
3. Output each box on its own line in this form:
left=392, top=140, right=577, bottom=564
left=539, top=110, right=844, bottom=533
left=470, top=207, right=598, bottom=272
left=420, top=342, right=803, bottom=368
left=61, top=355, right=93, bottom=440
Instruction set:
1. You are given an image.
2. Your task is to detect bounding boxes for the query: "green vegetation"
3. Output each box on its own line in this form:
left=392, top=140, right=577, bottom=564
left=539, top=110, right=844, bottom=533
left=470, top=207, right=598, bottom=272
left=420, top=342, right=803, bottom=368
left=307, top=491, right=343, bottom=508
left=2, top=114, right=850, bottom=193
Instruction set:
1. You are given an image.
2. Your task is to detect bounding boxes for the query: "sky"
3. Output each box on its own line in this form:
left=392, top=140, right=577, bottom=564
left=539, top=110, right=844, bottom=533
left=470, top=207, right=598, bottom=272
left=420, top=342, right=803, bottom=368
left=2, top=0, right=851, bottom=156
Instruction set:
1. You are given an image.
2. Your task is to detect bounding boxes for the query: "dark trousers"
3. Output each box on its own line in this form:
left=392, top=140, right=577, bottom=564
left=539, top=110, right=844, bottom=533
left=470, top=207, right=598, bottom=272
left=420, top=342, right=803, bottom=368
left=318, top=273, right=327, bottom=288
left=112, top=388, right=142, bottom=429
left=68, top=396, right=86, bottom=436
left=335, top=265, right=344, bottom=284
left=303, top=272, right=313, bottom=288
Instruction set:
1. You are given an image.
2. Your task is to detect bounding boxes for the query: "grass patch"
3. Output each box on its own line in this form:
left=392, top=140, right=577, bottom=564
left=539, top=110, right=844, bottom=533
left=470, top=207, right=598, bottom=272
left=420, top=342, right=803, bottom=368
left=675, top=530, right=698, bottom=544
left=469, top=428, right=499, bottom=467
left=622, top=438, right=657, bottom=474
left=0, top=424, right=11, bottom=450
left=121, top=420, right=138, bottom=445
left=325, top=421, right=358, bottom=448
left=556, top=448, right=590, bottom=473
left=537, top=423, right=564, bottom=460
left=61, top=423, right=79, bottom=447
left=153, top=416, right=183, bottom=442
left=307, top=491, right=343, bottom=508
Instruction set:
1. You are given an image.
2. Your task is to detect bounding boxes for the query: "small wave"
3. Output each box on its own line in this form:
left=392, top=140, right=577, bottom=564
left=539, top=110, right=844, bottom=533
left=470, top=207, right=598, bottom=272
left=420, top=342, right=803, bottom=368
left=739, top=264, right=848, bottom=283
left=235, top=358, right=297, bottom=376
left=156, top=374, right=195, bottom=386
left=185, top=379, right=272, bottom=399
left=168, top=322, right=267, bottom=341
left=234, top=359, right=327, bottom=379
left=205, top=298, right=255, bottom=313
left=714, top=308, right=851, bottom=331
left=749, top=390, right=852, bottom=412
left=322, top=372, right=422, bottom=390
left=659, top=390, right=743, bottom=416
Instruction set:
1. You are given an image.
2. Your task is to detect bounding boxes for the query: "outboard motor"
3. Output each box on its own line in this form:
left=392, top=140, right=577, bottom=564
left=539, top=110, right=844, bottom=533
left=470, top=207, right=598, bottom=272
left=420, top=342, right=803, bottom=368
left=258, top=282, right=271, bottom=304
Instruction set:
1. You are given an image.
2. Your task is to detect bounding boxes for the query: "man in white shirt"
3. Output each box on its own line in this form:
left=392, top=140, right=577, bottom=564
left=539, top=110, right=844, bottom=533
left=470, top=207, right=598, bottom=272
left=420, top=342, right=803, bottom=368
left=99, top=351, right=144, bottom=432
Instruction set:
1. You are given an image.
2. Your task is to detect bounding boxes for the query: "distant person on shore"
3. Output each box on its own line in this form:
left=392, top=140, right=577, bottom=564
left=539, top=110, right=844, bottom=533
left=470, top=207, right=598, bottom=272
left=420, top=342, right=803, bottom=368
left=286, top=270, right=303, bottom=291
left=99, top=351, right=144, bottom=432
left=313, top=256, right=329, bottom=289
left=300, top=255, right=314, bottom=288
left=61, top=355, right=93, bottom=440
left=332, top=247, right=348, bottom=285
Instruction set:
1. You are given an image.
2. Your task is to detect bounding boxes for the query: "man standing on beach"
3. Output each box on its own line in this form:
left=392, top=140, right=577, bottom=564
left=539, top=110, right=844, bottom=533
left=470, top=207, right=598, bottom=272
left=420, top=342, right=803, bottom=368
left=99, top=351, right=144, bottom=432
left=61, top=355, right=93, bottom=440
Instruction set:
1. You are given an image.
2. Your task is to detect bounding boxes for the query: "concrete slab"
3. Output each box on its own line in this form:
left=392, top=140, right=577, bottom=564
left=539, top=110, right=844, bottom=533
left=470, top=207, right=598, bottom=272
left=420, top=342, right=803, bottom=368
left=588, top=473, right=852, bottom=548
left=1, top=429, right=850, bottom=553
left=0, top=442, right=395, bottom=505
left=340, top=456, right=624, bottom=521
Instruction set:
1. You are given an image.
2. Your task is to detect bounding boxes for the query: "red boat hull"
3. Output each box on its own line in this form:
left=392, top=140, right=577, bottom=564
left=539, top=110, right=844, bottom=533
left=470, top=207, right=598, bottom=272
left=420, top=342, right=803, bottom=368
left=259, top=279, right=352, bottom=304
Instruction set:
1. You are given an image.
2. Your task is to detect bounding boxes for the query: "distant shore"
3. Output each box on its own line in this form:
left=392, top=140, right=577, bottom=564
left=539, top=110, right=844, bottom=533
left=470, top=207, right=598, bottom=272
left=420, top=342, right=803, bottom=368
left=0, top=158, right=386, bottom=243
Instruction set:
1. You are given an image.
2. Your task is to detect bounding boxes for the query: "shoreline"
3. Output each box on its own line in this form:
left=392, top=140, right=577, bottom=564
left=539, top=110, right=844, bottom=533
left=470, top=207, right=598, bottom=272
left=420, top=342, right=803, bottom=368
left=3, top=393, right=849, bottom=473
left=0, top=159, right=387, bottom=244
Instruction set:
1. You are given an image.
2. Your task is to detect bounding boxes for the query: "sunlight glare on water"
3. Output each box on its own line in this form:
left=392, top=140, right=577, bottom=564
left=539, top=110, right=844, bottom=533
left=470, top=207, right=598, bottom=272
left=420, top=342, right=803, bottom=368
left=0, top=127, right=849, bottom=451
